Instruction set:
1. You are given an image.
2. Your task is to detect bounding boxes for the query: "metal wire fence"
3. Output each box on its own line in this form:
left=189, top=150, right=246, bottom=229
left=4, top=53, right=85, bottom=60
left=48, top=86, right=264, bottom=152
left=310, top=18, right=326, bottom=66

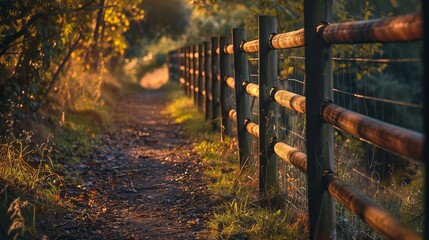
left=167, top=3, right=426, bottom=239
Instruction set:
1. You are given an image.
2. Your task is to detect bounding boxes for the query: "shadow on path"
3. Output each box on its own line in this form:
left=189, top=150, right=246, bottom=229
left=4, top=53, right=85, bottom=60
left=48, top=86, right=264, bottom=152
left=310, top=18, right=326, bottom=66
left=57, top=89, right=215, bottom=239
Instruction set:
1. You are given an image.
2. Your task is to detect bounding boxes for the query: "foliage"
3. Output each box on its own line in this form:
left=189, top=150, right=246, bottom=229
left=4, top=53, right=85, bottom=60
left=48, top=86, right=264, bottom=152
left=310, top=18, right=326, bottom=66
left=0, top=130, right=62, bottom=239
left=0, top=0, right=147, bottom=132
left=123, top=0, right=191, bottom=58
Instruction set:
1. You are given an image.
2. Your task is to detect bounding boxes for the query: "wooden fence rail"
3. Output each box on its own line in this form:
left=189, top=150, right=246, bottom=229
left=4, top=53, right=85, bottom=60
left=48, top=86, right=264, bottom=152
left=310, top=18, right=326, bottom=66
left=167, top=3, right=426, bottom=239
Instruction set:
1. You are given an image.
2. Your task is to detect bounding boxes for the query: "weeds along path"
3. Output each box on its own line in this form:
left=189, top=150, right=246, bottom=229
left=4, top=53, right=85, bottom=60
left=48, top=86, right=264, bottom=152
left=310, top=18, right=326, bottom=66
left=57, top=89, right=214, bottom=239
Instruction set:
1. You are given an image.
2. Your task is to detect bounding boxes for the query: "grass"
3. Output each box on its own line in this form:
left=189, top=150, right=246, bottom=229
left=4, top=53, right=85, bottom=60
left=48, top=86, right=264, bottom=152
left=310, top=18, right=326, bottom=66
left=0, top=134, right=63, bottom=239
left=164, top=82, right=305, bottom=239
left=0, top=85, right=113, bottom=239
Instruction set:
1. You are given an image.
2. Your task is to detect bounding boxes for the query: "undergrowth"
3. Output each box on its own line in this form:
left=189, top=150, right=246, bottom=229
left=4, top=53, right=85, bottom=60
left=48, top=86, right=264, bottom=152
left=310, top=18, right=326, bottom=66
left=0, top=131, right=63, bottom=239
left=0, top=79, right=114, bottom=239
left=164, top=82, right=304, bottom=239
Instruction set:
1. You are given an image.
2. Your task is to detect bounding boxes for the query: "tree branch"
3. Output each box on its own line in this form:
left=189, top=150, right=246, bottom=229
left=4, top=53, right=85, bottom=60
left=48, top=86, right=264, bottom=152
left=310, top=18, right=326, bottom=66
left=0, top=13, right=46, bottom=55
left=31, top=34, right=81, bottom=113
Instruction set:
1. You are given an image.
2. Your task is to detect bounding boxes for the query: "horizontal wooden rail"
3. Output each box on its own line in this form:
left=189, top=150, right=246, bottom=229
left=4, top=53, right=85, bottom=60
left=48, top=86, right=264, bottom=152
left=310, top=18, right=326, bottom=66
left=226, top=76, right=235, bottom=90
left=244, top=82, right=306, bottom=114
left=240, top=28, right=306, bottom=53
left=223, top=13, right=423, bottom=54
left=227, top=78, right=260, bottom=98
left=326, top=175, right=423, bottom=240
left=225, top=44, right=234, bottom=55
left=228, top=109, right=237, bottom=123
left=322, top=102, right=424, bottom=161
left=244, top=119, right=259, bottom=138
left=273, top=141, right=307, bottom=173
left=242, top=39, right=259, bottom=53
left=323, top=13, right=423, bottom=43
left=230, top=109, right=259, bottom=138
left=272, top=89, right=306, bottom=114
left=272, top=140, right=422, bottom=240
left=244, top=87, right=422, bottom=161
left=244, top=82, right=259, bottom=98
left=271, top=28, right=305, bottom=49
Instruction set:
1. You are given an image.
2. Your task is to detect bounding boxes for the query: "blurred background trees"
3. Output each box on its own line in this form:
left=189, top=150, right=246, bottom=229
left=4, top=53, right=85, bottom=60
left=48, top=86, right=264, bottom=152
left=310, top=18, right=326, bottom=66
left=0, top=0, right=192, bottom=137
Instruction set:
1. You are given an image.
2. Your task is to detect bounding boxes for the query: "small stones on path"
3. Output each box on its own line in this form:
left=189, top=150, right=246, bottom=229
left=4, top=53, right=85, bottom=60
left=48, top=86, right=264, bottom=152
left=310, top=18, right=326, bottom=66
left=56, top=90, right=214, bottom=239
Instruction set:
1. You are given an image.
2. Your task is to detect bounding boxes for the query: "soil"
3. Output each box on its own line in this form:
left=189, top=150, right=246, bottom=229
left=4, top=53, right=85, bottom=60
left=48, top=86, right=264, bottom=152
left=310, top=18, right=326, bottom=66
left=54, top=89, right=216, bottom=239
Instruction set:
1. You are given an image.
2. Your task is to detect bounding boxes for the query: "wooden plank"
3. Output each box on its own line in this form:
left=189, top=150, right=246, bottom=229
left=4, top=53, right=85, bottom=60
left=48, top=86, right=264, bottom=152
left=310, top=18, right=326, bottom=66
left=323, top=13, right=422, bottom=43
left=273, top=89, right=306, bottom=114
left=242, top=39, right=259, bottom=53
left=271, top=28, right=305, bottom=49
left=322, top=102, right=424, bottom=161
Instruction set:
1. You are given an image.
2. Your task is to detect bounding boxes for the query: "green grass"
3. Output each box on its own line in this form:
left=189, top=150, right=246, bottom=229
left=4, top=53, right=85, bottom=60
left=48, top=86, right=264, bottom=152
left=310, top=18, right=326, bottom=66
left=0, top=136, right=63, bottom=239
left=0, top=93, right=111, bottom=238
left=164, top=82, right=305, bottom=239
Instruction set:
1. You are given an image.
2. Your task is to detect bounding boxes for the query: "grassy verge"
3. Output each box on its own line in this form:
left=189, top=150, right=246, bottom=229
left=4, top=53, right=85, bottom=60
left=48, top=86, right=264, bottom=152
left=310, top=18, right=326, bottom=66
left=0, top=133, right=64, bottom=238
left=164, top=82, right=305, bottom=239
left=0, top=90, right=115, bottom=239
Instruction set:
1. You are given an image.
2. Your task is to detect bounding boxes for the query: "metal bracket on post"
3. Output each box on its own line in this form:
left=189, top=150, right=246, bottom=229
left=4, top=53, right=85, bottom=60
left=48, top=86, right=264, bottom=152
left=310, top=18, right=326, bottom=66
left=258, top=16, right=279, bottom=198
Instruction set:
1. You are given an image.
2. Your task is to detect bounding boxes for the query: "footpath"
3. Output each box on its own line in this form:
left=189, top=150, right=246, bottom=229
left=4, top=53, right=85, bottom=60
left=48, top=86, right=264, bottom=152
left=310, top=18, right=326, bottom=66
left=56, top=89, right=214, bottom=239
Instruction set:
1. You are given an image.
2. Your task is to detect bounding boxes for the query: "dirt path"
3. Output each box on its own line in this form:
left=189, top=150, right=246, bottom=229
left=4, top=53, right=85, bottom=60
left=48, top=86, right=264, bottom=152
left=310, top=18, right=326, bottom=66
left=56, top=89, right=214, bottom=239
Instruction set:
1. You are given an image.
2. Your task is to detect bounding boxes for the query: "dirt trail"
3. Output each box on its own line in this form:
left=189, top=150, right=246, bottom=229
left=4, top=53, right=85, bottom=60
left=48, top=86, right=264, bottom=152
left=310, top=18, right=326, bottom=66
left=56, top=89, right=214, bottom=239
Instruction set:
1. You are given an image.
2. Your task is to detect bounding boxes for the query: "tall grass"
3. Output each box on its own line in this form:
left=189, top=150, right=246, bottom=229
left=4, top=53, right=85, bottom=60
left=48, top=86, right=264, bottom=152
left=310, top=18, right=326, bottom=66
left=0, top=132, right=62, bottom=239
left=164, top=82, right=305, bottom=239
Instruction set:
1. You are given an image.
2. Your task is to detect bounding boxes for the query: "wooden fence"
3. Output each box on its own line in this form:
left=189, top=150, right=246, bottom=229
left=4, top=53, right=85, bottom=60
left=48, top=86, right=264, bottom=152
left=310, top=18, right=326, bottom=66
left=167, top=2, right=427, bottom=239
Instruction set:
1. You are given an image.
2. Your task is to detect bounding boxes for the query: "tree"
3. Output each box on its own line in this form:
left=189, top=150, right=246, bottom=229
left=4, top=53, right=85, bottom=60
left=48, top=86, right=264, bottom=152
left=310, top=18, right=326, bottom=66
left=0, top=0, right=146, bottom=136
left=125, top=0, right=190, bottom=57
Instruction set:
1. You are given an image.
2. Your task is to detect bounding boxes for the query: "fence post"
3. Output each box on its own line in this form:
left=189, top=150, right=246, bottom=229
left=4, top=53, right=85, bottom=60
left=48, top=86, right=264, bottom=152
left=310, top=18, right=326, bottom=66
left=171, top=50, right=179, bottom=83
left=423, top=1, right=429, bottom=238
left=185, top=46, right=190, bottom=96
left=166, top=51, right=171, bottom=80
left=304, top=0, right=336, bottom=239
left=204, top=41, right=212, bottom=120
left=198, top=43, right=204, bottom=112
left=219, top=36, right=233, bottom=140
left=193, top=44, right=199, bottom=106
left=232, top=28, right=252, bottom=169
left=258, top=16, right=278, bottom=197
left=179, top=48, right=183, bottom=89
left=182, top=47, right=186, bottom=91
left=211, top=37, right=220, bottom=131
